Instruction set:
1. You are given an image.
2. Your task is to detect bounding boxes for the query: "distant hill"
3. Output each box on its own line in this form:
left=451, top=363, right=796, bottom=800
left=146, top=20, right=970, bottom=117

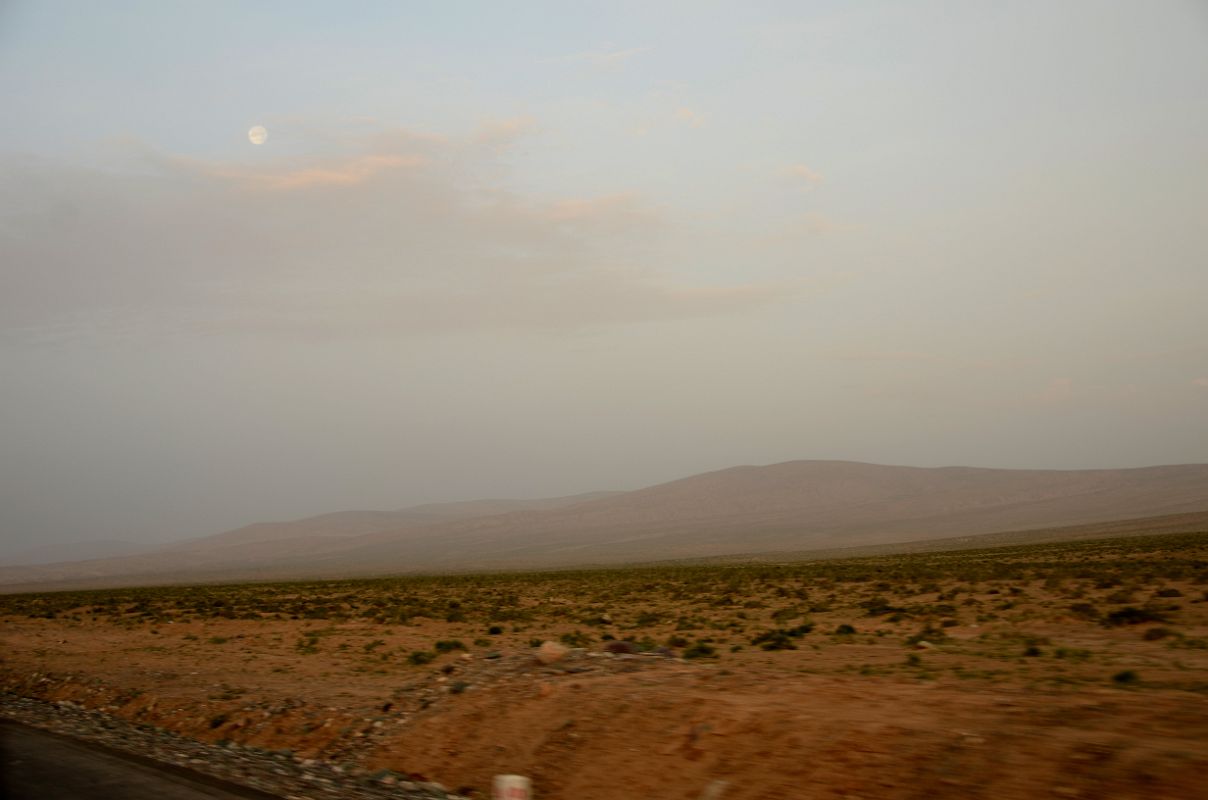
left=158, top=492, right=620, bottom=559
left=0, top=491, right=622, bottom=588
left=2, top=461, right=1207, bottom=590
left=304, top=460, right=1208, bottom=571
left=0, top=539, right=151, bottom=567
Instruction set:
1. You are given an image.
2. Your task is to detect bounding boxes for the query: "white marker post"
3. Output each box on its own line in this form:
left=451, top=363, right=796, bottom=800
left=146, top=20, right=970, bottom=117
left=492, top=774, right=532, bottom=800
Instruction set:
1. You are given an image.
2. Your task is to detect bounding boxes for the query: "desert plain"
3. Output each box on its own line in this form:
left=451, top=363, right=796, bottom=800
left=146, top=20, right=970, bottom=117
left=3, top=530, right=1206, bottom=800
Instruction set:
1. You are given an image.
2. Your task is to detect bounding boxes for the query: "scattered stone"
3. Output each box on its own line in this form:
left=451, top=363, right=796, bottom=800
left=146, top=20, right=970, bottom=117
left=0, top=693, right=467, bottom=800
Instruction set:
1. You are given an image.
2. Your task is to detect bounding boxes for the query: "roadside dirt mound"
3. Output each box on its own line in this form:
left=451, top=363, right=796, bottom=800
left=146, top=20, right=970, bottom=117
left=370, top=655, right=1205, bottom=800
left=7, top=648, right=1206, bottom=800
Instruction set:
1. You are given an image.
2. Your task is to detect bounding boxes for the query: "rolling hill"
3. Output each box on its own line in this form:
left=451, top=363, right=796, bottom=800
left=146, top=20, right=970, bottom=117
left=2, top=461, right=1207, bottom=590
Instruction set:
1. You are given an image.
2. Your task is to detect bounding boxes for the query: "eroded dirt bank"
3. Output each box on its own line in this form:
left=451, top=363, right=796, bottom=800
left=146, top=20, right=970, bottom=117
left=4, top=637, right=1206, bottom=800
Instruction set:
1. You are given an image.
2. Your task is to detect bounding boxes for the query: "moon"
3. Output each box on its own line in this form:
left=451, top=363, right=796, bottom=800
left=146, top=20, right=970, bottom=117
left=248, top=125, right=268, bottom=145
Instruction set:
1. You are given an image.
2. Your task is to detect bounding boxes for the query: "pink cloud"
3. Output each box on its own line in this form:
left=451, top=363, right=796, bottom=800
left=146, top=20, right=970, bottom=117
left=475, top=116, right=537, bottom=151
left=675, top=107, right=705, bottom=128
left=785, top=163, right=824, bottom=184
left=205, top=154, right=425, bottom=191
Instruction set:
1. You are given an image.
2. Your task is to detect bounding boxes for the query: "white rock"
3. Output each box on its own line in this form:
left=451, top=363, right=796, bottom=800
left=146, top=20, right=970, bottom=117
left=536, top=641, right=569, bottom=665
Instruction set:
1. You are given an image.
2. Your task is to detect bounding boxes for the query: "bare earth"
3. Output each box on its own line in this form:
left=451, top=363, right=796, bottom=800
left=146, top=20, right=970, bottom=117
left=3, top=534, right=1207, bottom=799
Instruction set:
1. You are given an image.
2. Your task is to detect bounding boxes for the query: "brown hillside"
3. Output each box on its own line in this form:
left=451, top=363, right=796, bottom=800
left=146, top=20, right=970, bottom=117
left=3, top=461, right=1206, bottom=589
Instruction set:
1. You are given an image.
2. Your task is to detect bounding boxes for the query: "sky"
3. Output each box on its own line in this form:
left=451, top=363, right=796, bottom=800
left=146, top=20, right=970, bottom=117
left=2, top=1, right=1207, bottom=556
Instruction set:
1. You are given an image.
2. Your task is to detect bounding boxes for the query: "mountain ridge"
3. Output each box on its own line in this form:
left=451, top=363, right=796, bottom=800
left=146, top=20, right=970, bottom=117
left=3, top=460, right=1206, bottom=589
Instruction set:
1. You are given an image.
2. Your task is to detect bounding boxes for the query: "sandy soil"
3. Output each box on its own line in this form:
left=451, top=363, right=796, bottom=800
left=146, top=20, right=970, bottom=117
left=3, top=540, right=1207, bottom=799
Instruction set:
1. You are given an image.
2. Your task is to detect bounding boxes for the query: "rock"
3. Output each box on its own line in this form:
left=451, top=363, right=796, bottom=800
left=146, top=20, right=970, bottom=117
left=535, top=641, right=569, bottom=665
left=915, top=640, right=936, bottom=650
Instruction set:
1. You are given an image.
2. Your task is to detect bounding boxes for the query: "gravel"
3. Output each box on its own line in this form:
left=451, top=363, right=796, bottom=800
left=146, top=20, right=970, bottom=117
left=0, top=693, right=464, bottom=800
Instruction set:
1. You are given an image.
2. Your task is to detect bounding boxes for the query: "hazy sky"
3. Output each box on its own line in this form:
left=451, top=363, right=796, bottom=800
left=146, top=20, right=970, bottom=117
left=2, top=1, right=1207, bottom=554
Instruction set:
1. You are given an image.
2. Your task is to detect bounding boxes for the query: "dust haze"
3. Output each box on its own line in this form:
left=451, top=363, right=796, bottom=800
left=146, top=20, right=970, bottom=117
left=3, top=5, right=1208, bottom=800
left=3, top=2, right=1206, bottom=558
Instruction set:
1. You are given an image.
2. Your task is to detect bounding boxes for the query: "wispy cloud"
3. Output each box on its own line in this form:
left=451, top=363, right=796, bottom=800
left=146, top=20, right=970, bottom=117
left=785, top=163, right=823, bottom=185
left=474, top=116, right=538, bottom=151
left=542, top=193, right=655, bottom=233
left=757, top=213, right=860, bottom=246
left=0, top=123, right=791, bottom=343
left=675, top=107, right=706, bottom=128
left=202, top=154, right=425, bottom=191
left=1193, top=377, right=1208, bottom=388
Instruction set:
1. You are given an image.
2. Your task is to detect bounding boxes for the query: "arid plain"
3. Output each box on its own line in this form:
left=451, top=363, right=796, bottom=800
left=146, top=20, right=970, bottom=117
left=3, top=530, right=1206, bottom=800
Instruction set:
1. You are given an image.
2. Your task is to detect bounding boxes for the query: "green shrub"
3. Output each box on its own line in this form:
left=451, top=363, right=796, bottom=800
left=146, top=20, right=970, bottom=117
left=1053, top=647, right=1091, bottom=661
left=1068, top=603, right=1099, bottom=620
left=861, top=597, right=902, bottom=617
left=1104, top=607, right=1167, bottom=627
left=751, top=630, right=797, bottom=651
left=559, top=630, right=592, bottom=648
left=683, top=641, right=717, bottom=659
left=408, top=650, right=436, bottom=665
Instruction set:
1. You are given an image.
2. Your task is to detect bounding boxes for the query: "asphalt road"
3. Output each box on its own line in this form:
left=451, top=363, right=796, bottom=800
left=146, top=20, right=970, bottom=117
left=0, top=720, right=281, bottom=800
